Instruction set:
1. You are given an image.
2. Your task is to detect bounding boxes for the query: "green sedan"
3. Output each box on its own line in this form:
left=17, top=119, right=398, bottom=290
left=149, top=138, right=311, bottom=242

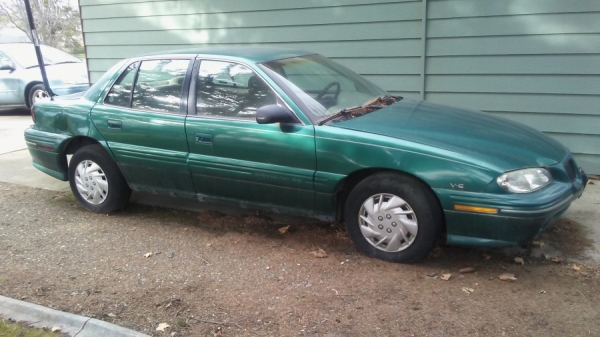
left=25, top=48, right=588, bottom=263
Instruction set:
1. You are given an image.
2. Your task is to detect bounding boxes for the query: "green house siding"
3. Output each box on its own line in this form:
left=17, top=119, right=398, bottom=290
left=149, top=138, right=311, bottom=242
left=79, top=0, right=600, bottom=174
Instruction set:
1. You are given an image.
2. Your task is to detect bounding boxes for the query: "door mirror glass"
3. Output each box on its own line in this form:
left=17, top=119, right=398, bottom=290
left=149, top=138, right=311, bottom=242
left=256, top=104, right=297, bottom=124
left=0, top=64, right=14, bottom=71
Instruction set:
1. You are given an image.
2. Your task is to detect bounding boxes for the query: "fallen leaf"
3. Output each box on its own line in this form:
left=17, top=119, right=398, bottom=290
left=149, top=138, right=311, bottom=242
left=532, top=241, right=545, bottom=248
left=310, top=248, right=327, bottom=258
left=156, top=323, right=170, bottom=331
left=499, top=273, right=517, bottom=282
left=51, top=326, right=61, bottom=332
left=514, top=257, right=525, bottom=265
left=108, top=313, right=116, bottom=317
left=278, top=225, right=290, bottom=234
left=482, top=253, right=492, bottom=260
left=214, top=326, right=223, bottom=337
left=550, top=257, right=563, bottom=263
left=425, top=273, right=437, bottom=279
left=462, top=287, right=475, bottom=294
left=572, top=264, right=581, bottom=271
left=440, top=273, right=451, bottom=281
left=459, top=267, right=475, bottom=273
left=144, top=252, right=154, bottom=258
left=539, top=290, right=546, bottom=294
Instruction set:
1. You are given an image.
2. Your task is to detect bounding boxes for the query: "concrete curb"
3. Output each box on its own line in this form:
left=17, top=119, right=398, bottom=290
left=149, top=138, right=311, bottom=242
left=0, top=295, right=149, bottom=337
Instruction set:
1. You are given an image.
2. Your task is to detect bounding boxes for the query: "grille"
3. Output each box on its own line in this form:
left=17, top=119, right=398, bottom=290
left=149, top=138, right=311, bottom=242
left=565, top=159, right=576, bottom=182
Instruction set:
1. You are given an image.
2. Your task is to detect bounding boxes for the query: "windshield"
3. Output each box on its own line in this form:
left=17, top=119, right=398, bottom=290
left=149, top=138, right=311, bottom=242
left=261, top=55, right=388, bottom=120
left=5, top=45, right=81, bottom=68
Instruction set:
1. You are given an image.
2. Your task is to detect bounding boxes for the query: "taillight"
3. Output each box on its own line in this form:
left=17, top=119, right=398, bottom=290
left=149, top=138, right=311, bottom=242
left=31, top=105, right=36, bottom=123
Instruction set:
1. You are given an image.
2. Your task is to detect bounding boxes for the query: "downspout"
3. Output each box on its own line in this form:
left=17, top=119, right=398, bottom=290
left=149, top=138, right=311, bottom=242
left=24, top=0, right=54, bottom=100
left=420, top=0, right=428, bottom=100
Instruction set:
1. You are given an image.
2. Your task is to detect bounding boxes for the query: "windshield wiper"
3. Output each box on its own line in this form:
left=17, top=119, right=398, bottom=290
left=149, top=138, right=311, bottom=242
left=317, top=95, right=402, bottom=126
left=53, top=61, right=81, bottom=65
left=25, top=63, right=53, bottom=69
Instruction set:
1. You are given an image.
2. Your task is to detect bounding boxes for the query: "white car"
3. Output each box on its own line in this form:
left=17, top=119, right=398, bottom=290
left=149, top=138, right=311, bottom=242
left=0, top=43, right=89, bottom=109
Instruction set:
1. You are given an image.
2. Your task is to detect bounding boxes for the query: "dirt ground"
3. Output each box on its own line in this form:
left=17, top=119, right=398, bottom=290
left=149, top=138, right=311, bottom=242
left=0, top=181, right=599, bottom=337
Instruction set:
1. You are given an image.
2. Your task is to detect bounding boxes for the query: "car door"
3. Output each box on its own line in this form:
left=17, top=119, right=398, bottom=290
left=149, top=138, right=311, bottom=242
left=0, top=51, right=22, bottom=106
left=185, top=58, right=316, bottom=215
left=90, top=58, right=196, bottom=198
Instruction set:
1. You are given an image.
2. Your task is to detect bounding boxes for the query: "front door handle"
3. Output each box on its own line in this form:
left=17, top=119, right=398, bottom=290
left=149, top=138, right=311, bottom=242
left=107, top=119, right=122, bottom=130
left=194, top=132, right=213, bottom=144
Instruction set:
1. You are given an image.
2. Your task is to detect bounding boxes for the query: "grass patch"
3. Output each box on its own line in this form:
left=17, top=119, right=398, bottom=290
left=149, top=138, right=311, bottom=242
left=0, top=318, right=64, bottom=337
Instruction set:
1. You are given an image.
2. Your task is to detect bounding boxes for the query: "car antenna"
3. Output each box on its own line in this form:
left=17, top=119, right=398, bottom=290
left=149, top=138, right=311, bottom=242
left=23, top=0, right=54, bottom=101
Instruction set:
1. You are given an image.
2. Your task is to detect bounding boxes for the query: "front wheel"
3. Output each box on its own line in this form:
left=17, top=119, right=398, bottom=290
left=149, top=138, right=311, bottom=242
left=344, top=173, right=443, bottom=263
left=68, top=145, right=131, bottom=213
left=28, top=84, right=48, bottom=107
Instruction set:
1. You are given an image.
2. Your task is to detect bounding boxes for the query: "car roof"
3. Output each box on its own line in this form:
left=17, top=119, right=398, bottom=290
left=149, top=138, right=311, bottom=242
left=142, top=46, right=315, bottom=63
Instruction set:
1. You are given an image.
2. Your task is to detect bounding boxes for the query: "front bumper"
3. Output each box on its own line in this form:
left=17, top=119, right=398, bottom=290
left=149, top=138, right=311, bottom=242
left=435, top=157, right=588, bottom=247
left=51, top=84, right=90, bottom=97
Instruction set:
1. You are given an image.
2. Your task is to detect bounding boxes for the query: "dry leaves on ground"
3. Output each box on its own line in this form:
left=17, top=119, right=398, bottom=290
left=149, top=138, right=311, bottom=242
left=514, top=257, right=525, bottom=265
left=310, top=248, right=327, bottom=258
left=499, top=273, right=517, bottom=282
left=441, top=273, right=451, bottom=281
left=144, top=252, right=154, bottom=258
left=156, top=323, right=170, bottom=331
left=278, top=225, right=290, bottom=234
left=462, top=287, right=475, bottom=295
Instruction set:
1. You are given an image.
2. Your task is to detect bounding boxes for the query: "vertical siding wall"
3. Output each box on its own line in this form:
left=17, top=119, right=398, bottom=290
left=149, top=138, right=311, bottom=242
left=79, top=0, right=600, bottom=174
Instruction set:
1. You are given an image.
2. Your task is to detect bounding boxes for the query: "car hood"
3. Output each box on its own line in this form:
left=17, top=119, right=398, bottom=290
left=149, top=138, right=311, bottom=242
left=331, top=98, right=568, bottom=171
left=23, top=62, right=88, bottom=83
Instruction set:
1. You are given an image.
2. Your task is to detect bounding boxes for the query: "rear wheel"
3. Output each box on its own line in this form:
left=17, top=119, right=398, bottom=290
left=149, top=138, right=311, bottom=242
left=28, top=84, right=48, bottom=107
left=344, top=172, right=442, bottom=263
left=68, top=145, right=131, bottom=213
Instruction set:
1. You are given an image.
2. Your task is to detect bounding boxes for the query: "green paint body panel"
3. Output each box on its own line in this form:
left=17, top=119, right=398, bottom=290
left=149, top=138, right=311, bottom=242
left=24, top=47, right=588, bottom=250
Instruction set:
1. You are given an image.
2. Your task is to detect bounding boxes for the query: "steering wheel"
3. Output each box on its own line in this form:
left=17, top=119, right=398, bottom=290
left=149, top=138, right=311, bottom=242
left=316, top=81, right=341, bottom=101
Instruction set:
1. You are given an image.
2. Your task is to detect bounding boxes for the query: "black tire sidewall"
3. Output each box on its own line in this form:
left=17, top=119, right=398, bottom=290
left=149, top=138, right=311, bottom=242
left=344, top=173, right=442, bottom=263
left=68, top=145, right=131, bottom=213
left=28, top=84, right=46, bottom=107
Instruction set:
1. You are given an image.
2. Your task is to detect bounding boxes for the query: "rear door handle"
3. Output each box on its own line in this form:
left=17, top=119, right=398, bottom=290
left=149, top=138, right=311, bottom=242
left=194, top=132, right=213, bottom=144
left=107, top=119, right=122, bottom=130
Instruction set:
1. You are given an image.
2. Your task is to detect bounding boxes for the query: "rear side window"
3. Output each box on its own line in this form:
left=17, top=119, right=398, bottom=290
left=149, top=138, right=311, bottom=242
left=104, top=62, right=139, bottom=107
left=132, top=59, right=190, bottom=113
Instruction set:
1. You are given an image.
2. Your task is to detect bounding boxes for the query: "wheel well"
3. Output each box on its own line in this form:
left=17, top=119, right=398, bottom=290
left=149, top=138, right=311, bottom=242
left=334, top=169, right=446, bottom=232
left=24, top=81, right=43, bottom=108
left=64, top=137, right=101, bottom=156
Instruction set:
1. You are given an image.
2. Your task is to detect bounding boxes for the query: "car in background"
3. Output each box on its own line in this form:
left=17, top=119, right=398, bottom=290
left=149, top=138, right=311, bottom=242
left=24, top=47, right=588, bottom=263
left=0, top=43, right=89, bottom=109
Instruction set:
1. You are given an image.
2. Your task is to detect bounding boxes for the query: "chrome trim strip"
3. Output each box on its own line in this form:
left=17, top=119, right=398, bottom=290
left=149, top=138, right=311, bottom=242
left=25, top=141, right=36, bottom=146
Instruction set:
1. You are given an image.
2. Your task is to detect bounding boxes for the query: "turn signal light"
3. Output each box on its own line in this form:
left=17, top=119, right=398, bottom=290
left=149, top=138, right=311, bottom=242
left=454, top=205, right=498, bottom=214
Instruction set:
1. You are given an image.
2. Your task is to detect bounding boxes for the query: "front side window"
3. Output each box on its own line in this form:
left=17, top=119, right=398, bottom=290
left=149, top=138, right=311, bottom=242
left=196, top=60, right=277, bottom=118
left=132, top=59, right=190, bottom=113
left=104, top=62, right=139, bottom=108
left=0, top=51, right=15, bottom=69
left=261, top=54, right=388, bottom=119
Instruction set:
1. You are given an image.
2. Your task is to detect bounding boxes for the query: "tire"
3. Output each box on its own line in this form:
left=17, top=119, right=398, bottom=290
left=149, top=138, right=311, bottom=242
left=28, top=84, right=48, bottom=107
left=68, top=144, right=131, bottom=213
left=344, top=172, right=443, bottom=263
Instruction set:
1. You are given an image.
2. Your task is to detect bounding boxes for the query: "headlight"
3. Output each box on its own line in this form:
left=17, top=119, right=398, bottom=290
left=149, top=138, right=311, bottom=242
left=496, top=168, right=552, bottom=193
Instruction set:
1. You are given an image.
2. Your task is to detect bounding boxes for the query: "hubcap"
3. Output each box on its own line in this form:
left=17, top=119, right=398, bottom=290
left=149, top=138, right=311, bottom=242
left=32, top=89, right=48, bottom=103
left=358, top=193, right=418, bottom=252
left=74, top=160, right=109, bottom=205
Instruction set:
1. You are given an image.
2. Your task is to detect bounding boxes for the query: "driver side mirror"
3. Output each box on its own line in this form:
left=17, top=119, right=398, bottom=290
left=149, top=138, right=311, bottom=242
left=256, top=104, right=298, bottom=124
left=0, top=64, right=14, bottom=72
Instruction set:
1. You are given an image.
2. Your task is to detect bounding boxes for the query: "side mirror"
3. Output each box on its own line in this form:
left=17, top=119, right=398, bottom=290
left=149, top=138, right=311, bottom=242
left=0, top=64, right=14, bottom=72
left=256, top=104, right=298, bottom=124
